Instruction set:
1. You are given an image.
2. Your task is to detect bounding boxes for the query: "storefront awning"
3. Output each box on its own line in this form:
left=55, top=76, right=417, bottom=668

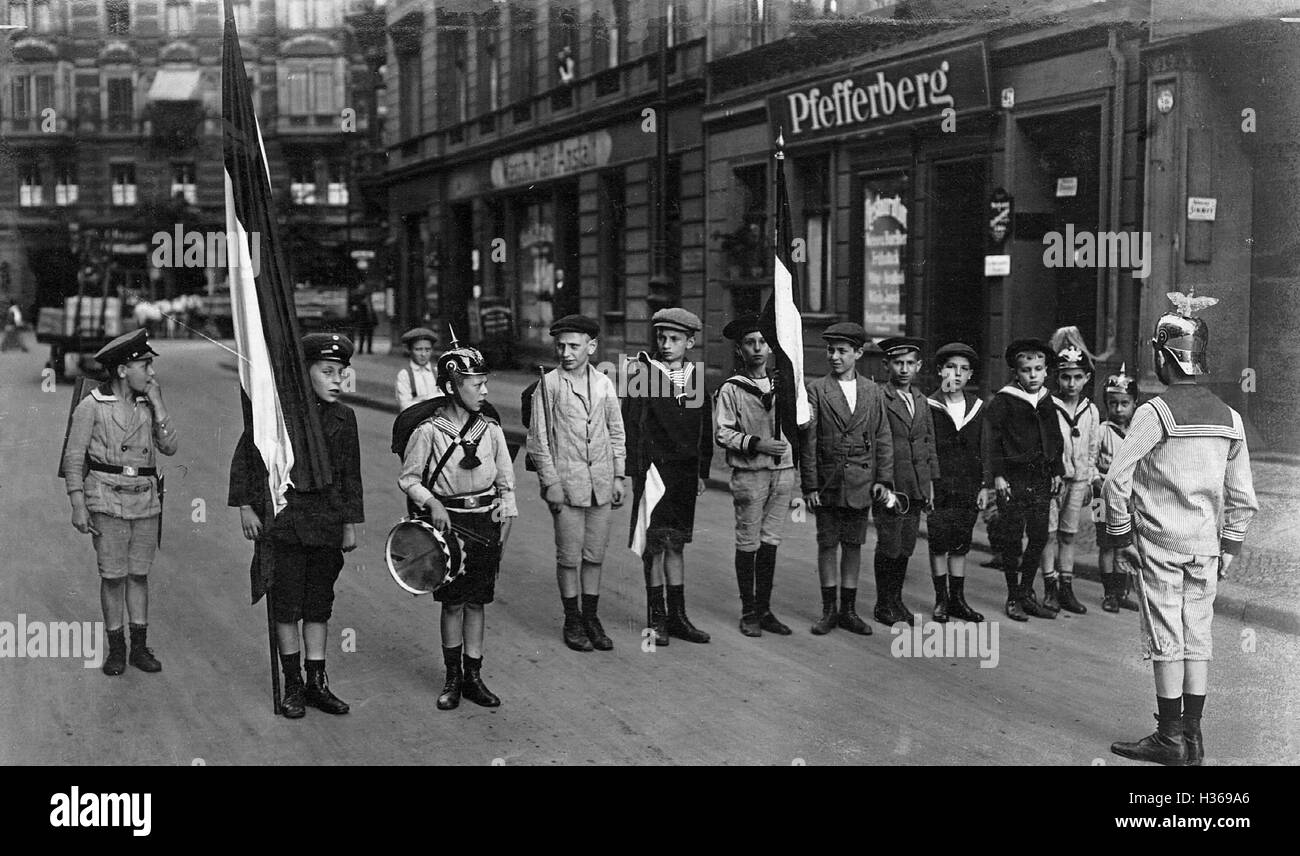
left=147, top=69, right=201, bottom=102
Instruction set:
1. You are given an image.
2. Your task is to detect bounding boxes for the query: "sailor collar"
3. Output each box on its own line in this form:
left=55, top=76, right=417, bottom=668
left=90, top=386, right=147, bottom=404
left=927, top=392, right=983, bottom=431
left=997, top=384, right=1049, bottom=408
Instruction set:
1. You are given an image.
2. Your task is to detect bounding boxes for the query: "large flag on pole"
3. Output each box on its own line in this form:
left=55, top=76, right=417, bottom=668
left=761, top=130, right=810, bottom=455
left=222, top=2, right=331, bottom=600
left=629, top=463, right=666, bottom=557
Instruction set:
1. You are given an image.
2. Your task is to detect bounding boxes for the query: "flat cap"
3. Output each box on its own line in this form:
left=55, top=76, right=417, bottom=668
left=400, top=327, right=438, bottom=347
left=821, top=321, right=869, bottom=349
left=94, top=328, right=158, bottom=367
left=549, top=314, right=600, bottom=338
left=878, top=336, right=927, bottom=357
left=1004, top=337, right=1056, bottom=368
left=722, top=313, right=764, bottom=342
left=302, top=332, right=354, bottom=367
left=935, top=342, right=979, bottom=364
left=651, top=307, right=702, bottom=334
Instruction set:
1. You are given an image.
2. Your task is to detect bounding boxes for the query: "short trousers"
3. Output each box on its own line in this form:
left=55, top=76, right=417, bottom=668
left=730, top=467, right=795, bottom=551
left=434, top=508, right=503, bottom=606
left=927, top=491, right=979, bottom=555
left=1048, top=478, right=1091, bottom=535
left=553, top=501, right=613, bottom=567
left=814, top=506, right=871, bottom=548
left=271, top=543, right=345, bottom=624
left=874, top=504, right=921, bottom=559
left=90, top=513, right=160, bottom=579
left=990, top=476, right=1053, bottom=573
left=1132, top=536, right=1218, bottom=661
left=639, top=464, right=700, bottom=554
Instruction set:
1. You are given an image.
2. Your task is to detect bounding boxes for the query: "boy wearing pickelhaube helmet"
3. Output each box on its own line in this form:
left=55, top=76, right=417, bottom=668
left=1094, top=363, right=1140, bottom=613
left=230, top=332, right=363, bottom=719
left=1106, top=292, right=1257, bottom=766
left=399, top=332, right=517, bottom=710
left=63, top=328, right=178, bottom=676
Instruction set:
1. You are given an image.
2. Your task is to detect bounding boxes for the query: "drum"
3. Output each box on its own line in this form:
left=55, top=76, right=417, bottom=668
left=384, top=518, right=466, bottom=596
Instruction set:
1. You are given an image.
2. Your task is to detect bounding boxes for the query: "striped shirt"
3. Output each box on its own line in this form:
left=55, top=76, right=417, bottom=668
left=1103, top=386, right=1257, bottom=555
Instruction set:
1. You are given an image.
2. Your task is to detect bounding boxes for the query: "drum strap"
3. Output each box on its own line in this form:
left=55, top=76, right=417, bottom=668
left=423, top=412, right=480, bottom=492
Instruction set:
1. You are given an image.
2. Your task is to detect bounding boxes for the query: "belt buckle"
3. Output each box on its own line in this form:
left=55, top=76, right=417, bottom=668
left=122, top=465, right=138, bottom=477
left=464, top=495, right=480, bottom=509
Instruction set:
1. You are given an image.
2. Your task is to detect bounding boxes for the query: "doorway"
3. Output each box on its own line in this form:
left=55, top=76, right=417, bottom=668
left=927, top=158, right=988, bottom=370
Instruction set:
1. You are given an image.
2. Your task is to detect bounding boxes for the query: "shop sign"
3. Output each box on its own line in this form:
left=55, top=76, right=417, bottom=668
left=984, top=254, right=1011, bottom=277
left=490, top=131, right=613, bottom=189
left=862, top=175, right=909, bottom=338
left=1055, top=177, right=1078, bottom=198
left=988, top=188, right=1012, bottom=244
left=769, top=43, right=990, bottom=144
left=1187, top=197, right=1217, bottom=221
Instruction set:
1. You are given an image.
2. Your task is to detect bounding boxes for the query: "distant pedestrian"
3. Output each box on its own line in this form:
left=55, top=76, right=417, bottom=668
left=395, top=326, right=439, bottom=412
left=0, top=302, right=26, bottom=352
left=350, top=292, right=377, bottom=355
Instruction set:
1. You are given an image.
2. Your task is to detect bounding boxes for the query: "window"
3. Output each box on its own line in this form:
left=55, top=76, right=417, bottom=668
left=477, top=13, right=500, bottom=114
left=610, top=0, right=626, bottom=68
left=164, top=0, right=192, bottom=34
left=106, top=0, right=129, bottom=35
left=550, top=6, right=578, bottom=87
left=286, top=0, right=333, bottom=30
left=598, top=170, right=625, bottom=312
left=111, top=163, right=137, bottom=206
left=746, top=0, right=767, bottom=48
left=326, top=161, right=348, bottom=205
left=55, top=162, right=77, bottom=206
left=8, top=1, right=26, bottom=30
left=396, top=50, right=421, bottom=139
left=510, top=7, right=536, bottom=102
left=19, top=164, right=42, bottom=207
left=451, top=31, right=469, bottom=124
left=796, top=157, right=832, bottom=312
left=11, top=72, right=55, bottom=128
left=290, top=160, right=316, bottom=205
left=106, top=77, right=134, bottom=131
left=283, top=62, right=339, bottom=117
left=231, top=0, right=252, bottom=32
left=172, top=162, right=196, bottom=205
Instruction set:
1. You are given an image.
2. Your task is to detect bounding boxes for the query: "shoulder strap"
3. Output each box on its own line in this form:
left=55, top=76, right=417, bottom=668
left=408, top=367, right=417, bottom=399
left=424, top=412, right=480, bottom=490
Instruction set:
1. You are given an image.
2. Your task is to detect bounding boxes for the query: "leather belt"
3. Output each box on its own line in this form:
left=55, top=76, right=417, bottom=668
left=87, top=459, right=158, bottom=478
left=435, top=490, right=496, bottom=511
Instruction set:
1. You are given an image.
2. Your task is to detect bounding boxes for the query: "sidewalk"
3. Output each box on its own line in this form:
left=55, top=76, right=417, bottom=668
left=343, top=335, right=1300, bottom=636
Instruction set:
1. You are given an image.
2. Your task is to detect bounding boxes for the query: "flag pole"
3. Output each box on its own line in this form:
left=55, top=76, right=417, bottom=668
left=771, top=128, right=786, bottom=448
left=266, top=594, right=282, bottom=715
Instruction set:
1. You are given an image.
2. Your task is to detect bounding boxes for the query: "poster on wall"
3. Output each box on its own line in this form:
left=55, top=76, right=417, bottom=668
left=862, top=174, right=909, bottom=339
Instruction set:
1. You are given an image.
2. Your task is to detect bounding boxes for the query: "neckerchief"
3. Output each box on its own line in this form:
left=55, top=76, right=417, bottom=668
left=432, top=412, right=489, bottom=469
left=1051, top=395, right=1095, bottom=438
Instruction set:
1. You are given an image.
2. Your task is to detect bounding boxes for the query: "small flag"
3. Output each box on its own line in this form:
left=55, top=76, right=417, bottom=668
left=629, top=463, right=666, bottom=558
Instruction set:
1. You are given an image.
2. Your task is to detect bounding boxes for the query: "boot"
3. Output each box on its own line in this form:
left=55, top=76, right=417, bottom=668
left=461, top=654, right=501, bottom=707
left=1101, top=573, right=1121, bottom=613
left=127, top=623, right=162, bottom=673
left=873, top=555, right=904, bottom=626
left=665, top=585, right=710, bottom=644
left=1110, top=714, right=1188, bottom=766
left=581, top=594, right=613, bottom=651
left=102, top=627, right=127, bottom=676
left=562, top=596, right=593, bottom=652
left=1004, top=573, right=1027, bottom=622
left=437, top=646, right=463, bottom=710
left=735, top=550, right=761, bottom=638
left=947, top=575, right=984, bottom=622
left=931, top=574, right=950, bottom=623
left=304, top=660, right=350, bottom=715
left=1118, top=573, right=1140, bottom=612
left=280, top=651, right=306, bottom=719
left=754, top=543, right=792, bottom=635
left=837, top=587, right=872, bottom=635
left=1018, top=569, right=1057, bottom=619
left=1058, top=578, right=1087, bottom=614
left=1042, top=578, right=1061, bottom=613
left=893, top=557, right=915, bottom=626
left=811, top=586, right=838, bottom=635
left=1183, top=717, right=1204, bottom=766
left=647, top=584, right=670, bottom=647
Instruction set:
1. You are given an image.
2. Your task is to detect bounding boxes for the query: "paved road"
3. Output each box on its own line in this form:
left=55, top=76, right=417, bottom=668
left=1, top=339, right=1297, bottom=765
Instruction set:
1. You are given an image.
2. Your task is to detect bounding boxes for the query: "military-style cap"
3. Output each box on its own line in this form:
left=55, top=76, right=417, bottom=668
left=1004, top=337, right=1055, bottom=368
left=651, top=307, right=702, bottom=334
left=878, top=336, right=927, bottom=358
left=722, top=313, right=764, bottom=342
left=1055, top=344, right=1093, bottom=372
left=549, top=314, right=600, bottom=338
left=821, top=321, right=869, bottom=349
left=94, top=328, right=158, bottom=368
left=1104, top=363, right=1138, bottom=397
left=400, top=327, right=438, bottom=347
left=302, top=332, right=354, bottom=367
left=935, top=342, right=979, bottom=364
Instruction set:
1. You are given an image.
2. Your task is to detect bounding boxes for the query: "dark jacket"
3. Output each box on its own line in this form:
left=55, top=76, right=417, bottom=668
left=799, top=374, right=893, bottom=509
left=927, top=391, right=989, bottom=499
left=981, top=385, right=1066, bottom=481
left=623, top=359, right=713, bottom=480
left=880, top=383, right=940, bottom=500
left=228, top=399, right=364, bottom=548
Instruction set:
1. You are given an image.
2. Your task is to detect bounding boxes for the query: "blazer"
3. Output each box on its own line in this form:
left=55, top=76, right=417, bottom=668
left=880, top=383, right=940, bottom=500
left=228, top=399, right=364, bottom=548
left=799, top=373, right=893, bottom=508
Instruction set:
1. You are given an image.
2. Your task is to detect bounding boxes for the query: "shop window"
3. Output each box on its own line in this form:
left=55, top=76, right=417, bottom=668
left=599, top=170, right=626, bottom=314
left=796, top=156, right=832, bottom=312
left=111, top=163, right=137, bottom=206
left=171, top=161, right=196, bottom=205
left=327, top=161, right=348, bottom=206
left=19, top=163, right=42, bottom=207
left=290, top=160, right=316, bottom=205
left=858, top=171, right=909, bottom=340
left=106, top=0, right=129, bottom=35
left=55, top=162, right=77, bottom=206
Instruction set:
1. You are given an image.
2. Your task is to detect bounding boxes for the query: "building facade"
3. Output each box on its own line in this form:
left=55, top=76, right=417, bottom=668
left=0, top=0, right=386, bottom=324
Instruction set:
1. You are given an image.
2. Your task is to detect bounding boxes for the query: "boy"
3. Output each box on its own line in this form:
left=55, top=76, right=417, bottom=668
left=714, top=314, right=795, bottom=637
left=229, top=332, right=362, bottom=718
left=873, top=337, right=939, bottom=627
left=63, top=329, right=178, bottom=675
left=395, top=326, right=439, bottom=411
left=982, top=339, right=1064, bottom=622
left=925, top=342, right=987, bottom=623
left=527, top=314, right=626, bottom=652
left=1040, top=330, right=1100, bottom=615
left=800, top=322, right=893, bottom=636
left=400, top=337, right=517, bottom=710
left=1106, top=293, right=1257, bottom=766
left=1095, top=363, right=1139, bottom=613
left=624, top=307, right=713, bottom=646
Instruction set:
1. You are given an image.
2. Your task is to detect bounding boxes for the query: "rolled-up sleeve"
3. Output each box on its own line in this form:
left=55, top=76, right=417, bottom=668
left=153, top=414, right=179, bottom=457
